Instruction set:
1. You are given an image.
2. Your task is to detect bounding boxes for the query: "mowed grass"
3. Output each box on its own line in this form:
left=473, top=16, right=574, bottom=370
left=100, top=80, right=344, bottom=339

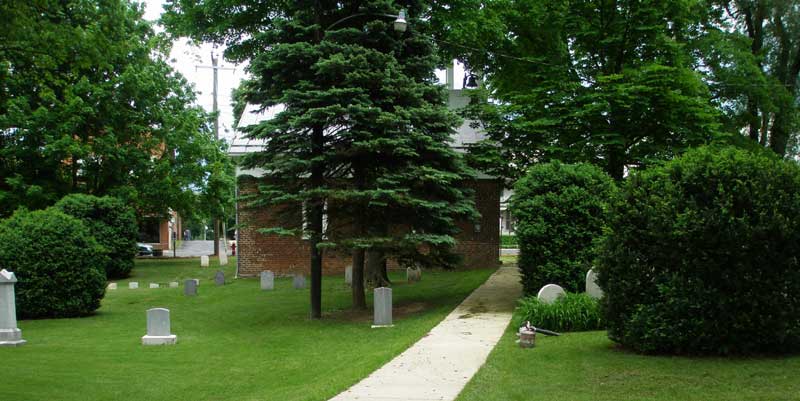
left=1, top=257, right=495, bottom=401
left=457, top=323, right=800, bottom=401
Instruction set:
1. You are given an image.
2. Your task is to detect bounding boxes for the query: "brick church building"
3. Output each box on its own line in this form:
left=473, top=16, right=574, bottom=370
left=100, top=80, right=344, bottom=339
left=230, top=71, right=500, bottom=277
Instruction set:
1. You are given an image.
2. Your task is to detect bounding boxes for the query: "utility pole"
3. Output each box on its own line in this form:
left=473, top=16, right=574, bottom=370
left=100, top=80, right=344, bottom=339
left=196, top=51, right=234, bottom=256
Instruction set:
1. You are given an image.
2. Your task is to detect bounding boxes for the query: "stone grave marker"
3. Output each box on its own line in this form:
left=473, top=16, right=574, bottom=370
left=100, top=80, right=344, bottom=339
left=219, top=252, right=228, bottom=266
left=537, top=284, right=566, bottom=304
left=372, top=287, right=393, bottom=327
left=261, top=271, right=274, bottom=291
left=107, top=283, right=117, bottom=290
left=200, top=255, right=209, bottom=267
left=345, top=265, right=353, bottom=286
left=169, top=282, right=179, bottom=288
left=585, top=269, right=603, bottom=299
left=407, top=267, right=422, bottom=283
left=293, top=274, right=306, bottom=289
left=149, top=283, right=159, bottom=289
left=184, top=279, right=197, bottom=296
left=141, top=308, right=177, bottom=345
left=214, top=271, right=225, bottom=286
left=0, top=269, right=26, bottom=346
left=129, top=282, right=139, bottom=289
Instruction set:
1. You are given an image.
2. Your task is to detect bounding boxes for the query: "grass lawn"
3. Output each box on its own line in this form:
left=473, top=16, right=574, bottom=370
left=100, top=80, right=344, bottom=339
left=1, top=257, right=495, bottom=401
left=457, top=325, right=800, bottom=401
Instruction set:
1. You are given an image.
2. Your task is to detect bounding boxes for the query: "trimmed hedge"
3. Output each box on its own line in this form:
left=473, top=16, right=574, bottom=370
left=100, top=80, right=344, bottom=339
left=0, top=209, right=107, bottom=319
left=55, top=194, right=137, bottom=279
left=516, top=293, right=604, bottom=332
left=511, top=162, right=616, bottom=294
left=598, top=146, right=800, bottom=355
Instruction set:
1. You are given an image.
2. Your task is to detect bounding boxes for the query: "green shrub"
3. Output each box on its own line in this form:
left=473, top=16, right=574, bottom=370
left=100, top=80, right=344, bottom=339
left=0, top=209, right=107, bottom=318
left=598, top=146, right=800, bottom=355
left=500, top=235, right=518, bottom=248
left=512, top=162, right=616, bottom=294
left=55, top=194, right=137, bottom=279
left=515, top=293, right=604, bottom=332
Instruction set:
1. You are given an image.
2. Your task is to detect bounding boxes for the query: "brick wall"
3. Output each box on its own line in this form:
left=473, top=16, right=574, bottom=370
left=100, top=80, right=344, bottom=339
left=236, top=178, right=500, bottom=277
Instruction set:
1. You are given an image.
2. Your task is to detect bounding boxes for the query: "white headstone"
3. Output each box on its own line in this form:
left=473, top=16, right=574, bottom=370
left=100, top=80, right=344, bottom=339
left=169, top=282, right=179, bottom=288
left=345, top=265, right=353, bottom=285
left=184, top=279, right=197, bottom=296
left=219, top=252, right=228, bottom=266
left=107, top=283, right=117, bottom=290
left=293, top=274, right=306, bottom=289
left=214, top=271, right=225, bottom=286
left=200, top=255, right=209, bottom=267
left=585, top=269, right=603, bottom=299
left=372, top=287, right=393, bottom=327
left=141, top=308, right=177, bottom=345
left=0, top=269, right=25, bottom=346
left=407, top=267, right=422, bottom=283
left=260, top=271, right=274, bottom=290
left=537, top=284, right=566, bottom=304
left=149, top=283, right=159, bottom=289
left=129, top=282, right=139, bottom=289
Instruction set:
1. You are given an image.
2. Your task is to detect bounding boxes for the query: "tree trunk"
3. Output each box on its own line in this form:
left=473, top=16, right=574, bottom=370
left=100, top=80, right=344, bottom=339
left=308, top=124, right=325, bottom=319
left=365, top=250, right=391, bottom=287
left=213, top=218, right=220, bottom=256
left=351, top=249, right=366, bottom=310
left=606, top=146, right=625, bottom=181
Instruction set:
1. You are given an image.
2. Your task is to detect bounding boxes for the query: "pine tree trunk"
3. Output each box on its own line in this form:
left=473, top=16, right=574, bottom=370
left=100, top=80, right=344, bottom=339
left=213, top=218, right=220, bottom=256
left=366, top=250, right=391, bottom=287
left=351, top=249, right=366, bottom=310
left=309, top=124, right=324, bottom=319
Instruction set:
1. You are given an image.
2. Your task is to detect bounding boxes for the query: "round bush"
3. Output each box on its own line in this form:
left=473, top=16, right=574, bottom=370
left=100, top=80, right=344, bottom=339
left=511, top=162, right=616, bottom=295
left=597, top=146, right=800, bottom=355
left=55, top=194, right=138, bottom=279
left=0, top=209, right=107, bottom=319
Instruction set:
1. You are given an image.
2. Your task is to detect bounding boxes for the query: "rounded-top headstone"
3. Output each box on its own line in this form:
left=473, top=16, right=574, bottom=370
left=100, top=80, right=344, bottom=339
left=585, top=269, right=603, bottom=299
left=537, top=284, right=566, bottom=304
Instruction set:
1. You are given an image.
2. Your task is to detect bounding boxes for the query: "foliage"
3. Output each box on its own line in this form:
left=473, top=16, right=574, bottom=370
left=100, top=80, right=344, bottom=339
left=430, top=0, right=723, bottom=181
left=597, top=146, right=800, bottom=355
left=0, top=208, right=106, bottom=319
left=512, top=162, right=615, bottom=295
left=515, top=293, right=604, bottom=332
left=55, top=194, right=137, bottom=279
left=0, top=0, right=227, bottom=220
left=500, top=235, right=517, bottom=248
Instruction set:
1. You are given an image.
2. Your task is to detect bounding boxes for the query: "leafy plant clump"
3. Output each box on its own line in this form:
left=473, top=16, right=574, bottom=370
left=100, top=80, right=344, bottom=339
left=516, top=293, right=604, bottom=332
left=512, top=162, right=616, bottom=294
left=55, top=194, right=138, bottom=279
left=598, top=146, right=800, bottom=355
left=0, top=209, right=107, bottom=319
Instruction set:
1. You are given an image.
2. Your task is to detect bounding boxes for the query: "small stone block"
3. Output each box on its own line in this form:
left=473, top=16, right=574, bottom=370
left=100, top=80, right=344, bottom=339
left=345, top=265, right=352, bottom=285
left=219, top=252, right=228, bottom=266
left=537, top=284, right=566, bottom=304
left=129, top=282, right=139, bottom=289
left=372, top=287, right=393, bottom=327
left=293, top=274, right=305, bottom=289
left=149, top=283, right=159, bottom=289
left=260, top=271, right=274, bottom=290
left=585, top=269, right=603, bottom=299
left=0, top=269, right=25, bottom=346
left=406, top=267, right=422, bottom=283
left=169, top=282, right=179, bottom=288
left=142, top=308, right=176, bottom=345
left=200, top=255, right=209, bottom=267
left=107, top=283, right=117, bottom=290
left=214, top=271, right=225, bottom=286
left=184, top=279, right=197, bottom=296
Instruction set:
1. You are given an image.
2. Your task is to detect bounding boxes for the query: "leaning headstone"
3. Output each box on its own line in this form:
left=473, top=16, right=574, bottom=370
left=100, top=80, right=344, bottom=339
left=537, top=284, right=566, bottom=304
left=214, top=271, right=225, bottom=286
left=0, top=269, right=26, bottom=346
left=129, top=282, right=139, bottom=289
left=107, top=283, right=117, bottom=290
left=184, top=279, right=197, bottom=296
left=200, top=255, right=209, bottom=267
left=141, top=308, right=177, bottom=345
left=260, top=271, right=274, bottom=291
left=372, top=287, right=393, bottom=327
left=149, top=283, right=159, bottom=289
left=293, top=274, right=306, bottom=289
left=345, top=265, right=353, bottom=286
left=219, top=252, right=228, bottom=266
left=585, top=269, right=603, bottom=299
left=407, top=267, right=422, bottom=283
left=169, top=282, right=179, bottom=288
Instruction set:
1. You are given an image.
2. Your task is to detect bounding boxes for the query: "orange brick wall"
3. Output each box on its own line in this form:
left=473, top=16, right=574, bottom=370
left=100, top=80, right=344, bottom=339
left=235, top=178, right=500, bottom=277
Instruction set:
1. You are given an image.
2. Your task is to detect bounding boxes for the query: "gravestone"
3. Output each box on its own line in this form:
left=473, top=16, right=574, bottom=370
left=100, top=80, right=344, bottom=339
left=0, top=269, right=26, bottom=346
left=260, top=271, right=274, bottom=291
left=214, top=271, right=225, bottom=286
left=345, top=265, right=353, bottom=286
left=407, top=267, right=422, bottom=283
left=192, top=279, right=200, bottom=286
left=107, top=283, right=117, bottom=290
left=141, top=308, right=177, bottom=345
left=149, top=283, right=159, bottom=289
left=293, top=274, right=306, bottom=289
left=372, top=287, right=393, bottom=327
left=537, top=284, right=566, bottom=304
left=184, top=279, right=197, bottom=296
left=200, top=255, right=209, bottom=267
left=169, top=282, right=179, bottom=288
left=129, top=282, right=139, bottom=289
left=219, top=252, right=228, bottom=266
left=585, top=269, right=603, bottom=299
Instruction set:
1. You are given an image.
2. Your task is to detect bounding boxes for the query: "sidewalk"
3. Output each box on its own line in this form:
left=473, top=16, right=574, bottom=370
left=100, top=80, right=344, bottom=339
left=329, top=265, right=521, bottom=401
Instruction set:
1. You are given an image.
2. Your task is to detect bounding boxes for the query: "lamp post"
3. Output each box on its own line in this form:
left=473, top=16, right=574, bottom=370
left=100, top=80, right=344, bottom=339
left=325, top=9, right=407, bottom=32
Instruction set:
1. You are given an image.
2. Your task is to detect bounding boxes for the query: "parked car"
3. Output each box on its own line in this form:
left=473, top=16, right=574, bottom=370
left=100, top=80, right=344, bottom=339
left=137, top=243, right=153, bottom=256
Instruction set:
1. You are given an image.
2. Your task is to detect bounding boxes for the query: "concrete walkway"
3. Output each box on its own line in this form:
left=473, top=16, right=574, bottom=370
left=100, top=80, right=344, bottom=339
left=329, top=265, right=521, bottom=401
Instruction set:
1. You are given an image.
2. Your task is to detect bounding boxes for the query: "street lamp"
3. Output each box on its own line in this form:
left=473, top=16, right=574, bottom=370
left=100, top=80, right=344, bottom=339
left=325, top=9, right=408, bottom=32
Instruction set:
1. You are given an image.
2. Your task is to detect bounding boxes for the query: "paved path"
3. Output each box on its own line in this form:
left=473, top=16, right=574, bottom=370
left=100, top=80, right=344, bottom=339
left=329, top=265, right=521, bottom=401
left=500, top=248, right=519, bottom=256
left=170, top=240, right=230, bottom=257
